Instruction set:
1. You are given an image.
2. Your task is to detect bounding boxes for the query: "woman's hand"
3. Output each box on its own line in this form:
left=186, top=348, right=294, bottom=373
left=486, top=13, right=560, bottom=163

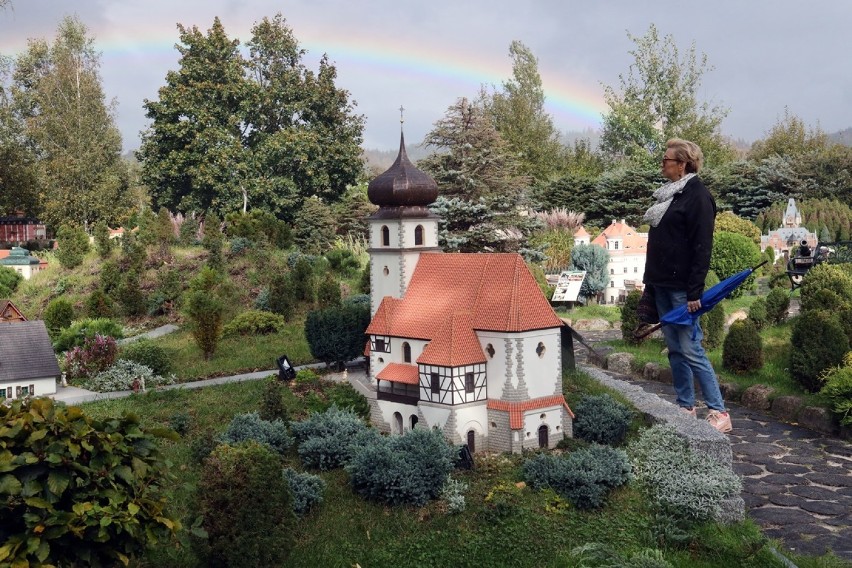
left=687, top=299, right=702, bottom=313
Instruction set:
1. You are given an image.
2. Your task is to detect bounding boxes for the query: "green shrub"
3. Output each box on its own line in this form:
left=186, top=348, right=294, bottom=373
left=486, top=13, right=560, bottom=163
left=572, top=394, right=633, bottom=446
left=325, top=248, right=361, bottom=276
left=228, top=236, right=252, bottom=255
left=620, top=289, right=643, bottom=344
left=325, top=383, right=371, bottom=420
left=224, top=210, right=292, bottom=249
left=80, top=359, right=175, bottom=392
left=190, top=429, right=218, bottom=464
left=259, top=377, right=289, bottom=422
left=799, top=263, right=852, bottom=314
left=721, top=319, right=763, bottom=373
left=0, top=398, right=179, bottom=567
left=54, top=317, right=124, bottom=352
left=100, top=259, right=122, bottom=293
left=764, top=287, right=790, bottom=324
left=700, top=304, right=725, bottom=350
left=345, top=428, right=457, bottom=506
left=708, top=231, right=761, bottom=299
left=746, top=297, right=768, bottom=330
left=64, top=334, right=118, bottom=381
left=268, top=272, right=297, bottom=318
left=184, top=289, right=224, bottom=360
left=147, top=268, right=183, bottom=317
left=790, top=310, right=849, bottom=392
left=253, top=286, right=271, bottom=312
left=440, top=475, right=469, bottom=514
left=0, top=265, right=22, bottom=297
left=119, top=338, right=172, bottom=377
left=304, top=303, right=371, bottom=370
left=116, top=270, right=146, bottom=316
left=93, top=221, right=112, bottom=258
left=43, top=297, right=75, bottom=339
left=222, top=309, right=286, bottom=337
left=316, top=277, right=342, bottom=309
left=86, top=288, right=116, bottom=318
left=291, top=406, right=376, bottom=470
left=283, top=468, right=326, bottom=517
left=291, top=256, right=317, bottom=303
left=820, top=356, right=852, bottom=427
left=54, top=224, right=90, bottom=269
left=629, top=424, right=741, bottom=521
left=198, top=442, right=295, bottom=568
left=219, top=412, right=293, bottom=456
left=522, top=445, right=631, bottom=510
left=168, top=411, right=192, bottom=436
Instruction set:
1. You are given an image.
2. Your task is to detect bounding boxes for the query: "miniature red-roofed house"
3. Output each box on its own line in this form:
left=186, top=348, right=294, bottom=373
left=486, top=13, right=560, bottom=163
left=590, top=219, right=649, bottom=304
left=363, top=132, right=572, bottom=453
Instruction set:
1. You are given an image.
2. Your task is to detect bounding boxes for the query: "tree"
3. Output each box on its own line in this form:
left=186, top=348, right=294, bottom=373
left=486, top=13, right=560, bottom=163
left=139, top=15, right=364, bottom=222
left=0, top=60, right=41, bottom=217
left=0, top=398, right=179, bottom=567
left=600, top=24, right=734, bottom=168
left=184, top=267, right=226, bottom=359
left=749, top=108, right=829, bottom=162
left=709, top=231, right=762, bottom=298
left=0, top=266, right=22, bottom=297
left=54, top=224, right=90, bottom=269
left=570, top=243, right=609, bottom=303
left=293, top=197, right=336, bottom=255
left=304, top=303, right=371, bottom=369
left=92, top=220, right=112, bottom=258
left=714, top=211, right=761, bottom=244
left=10, top=16, right=129, bottom=230
left=488, top=41, right=564, bottom=182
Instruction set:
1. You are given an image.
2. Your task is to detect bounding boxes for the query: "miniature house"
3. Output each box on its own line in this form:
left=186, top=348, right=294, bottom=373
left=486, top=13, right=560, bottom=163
left=0, top=320, right=60, bottom=401
left=363, top=133, right=573, bottom=453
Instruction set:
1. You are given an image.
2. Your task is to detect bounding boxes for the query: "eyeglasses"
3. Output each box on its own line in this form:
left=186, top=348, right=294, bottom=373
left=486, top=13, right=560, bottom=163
left=661, top=158, right=681, bottom=164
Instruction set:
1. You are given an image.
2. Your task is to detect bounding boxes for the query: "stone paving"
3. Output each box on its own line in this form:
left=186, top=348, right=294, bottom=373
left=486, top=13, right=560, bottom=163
left=573, top=328, right=852, bottom=562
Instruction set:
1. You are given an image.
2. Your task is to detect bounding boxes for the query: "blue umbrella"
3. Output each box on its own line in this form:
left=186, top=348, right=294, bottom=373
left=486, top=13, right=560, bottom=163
left=634, top=261, right=767, bottom=339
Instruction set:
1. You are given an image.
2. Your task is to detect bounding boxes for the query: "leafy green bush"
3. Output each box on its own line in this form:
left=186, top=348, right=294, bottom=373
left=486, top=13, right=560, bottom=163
left=283, top=468, right=326, bottom=517
left=317, top=277, right=342, bottom=308
left=620, top=289, right=643, bottom=344
left=799, top=263, right=852, bottom=314
left=54, top=224, right=90, bottom=269
left=325, top=248, right=361, bottom=276
left=346, top=428, right=457, bottom=506
left=820, top=355, right=852, bottom=427
left=746, top=297, right=768, bottom=330
left=80, top=359, right=175, bottom=392
left=708, top=231, right=761, bottom=299
left=0, top=265, right=22, bottom=297
left=790, top=310, right=849, bottom=392
left=222, top=309, right=286, bottom=337
left=259, top=377, right=289, bottom=422
left=184, top=282, right=224, bottom=360
left=99, top=259, right=122, bottom=293
left=224, top=210, right=292, bottom=249
left=119, top=338, right=173, bottom=377
left=629, top=424, right=741, bottom=521
left=198, top=442, right=295, bottom=568
left=764, top=286, right=790, bottom=324
left=53, top=317, right=124, bottom=352
left=0, top=398, right=179, bottom=567
left=304, top=303, right=371, bottom=369
left=43, top=297, right=75, bottom=339
left=522, top=444, right=631, bottom=510
left=572, top=394, right=633, bottom=446
left=116, top=270, right=146, bottom=316
left=85, top=288, right=116, bottom=318
left=722, top=319, right=763, bottom=373
left=290, top=405, right=376, bottom=470
left=219, top=412, right=293, bottom=456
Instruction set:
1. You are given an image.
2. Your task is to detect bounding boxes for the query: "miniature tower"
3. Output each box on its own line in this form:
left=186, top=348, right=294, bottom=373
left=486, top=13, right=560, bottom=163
left=366, top=129, right=441, bottom=316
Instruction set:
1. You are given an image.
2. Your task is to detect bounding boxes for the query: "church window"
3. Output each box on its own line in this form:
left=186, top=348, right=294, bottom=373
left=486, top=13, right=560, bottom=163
left=430, top=372, right=440, bottom=394
left=465, top=372, right=475, bottom=393
left=403, top=342, right=411, bottom=363
left=381, top=225, right=390, bottom=246
left=415, top=225, right=424, bottom=245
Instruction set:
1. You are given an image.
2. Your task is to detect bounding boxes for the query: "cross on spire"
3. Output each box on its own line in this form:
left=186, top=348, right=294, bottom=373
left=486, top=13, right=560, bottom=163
left=399, top=105, right=405, bottom=130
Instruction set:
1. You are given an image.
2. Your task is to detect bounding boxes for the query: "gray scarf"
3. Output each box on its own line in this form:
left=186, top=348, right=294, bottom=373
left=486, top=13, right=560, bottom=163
left=643, top=173, right=696, bottom=227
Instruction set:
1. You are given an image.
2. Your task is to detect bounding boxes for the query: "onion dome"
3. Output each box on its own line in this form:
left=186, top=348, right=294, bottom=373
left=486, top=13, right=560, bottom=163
left=368, top=132, right=438, bottom=207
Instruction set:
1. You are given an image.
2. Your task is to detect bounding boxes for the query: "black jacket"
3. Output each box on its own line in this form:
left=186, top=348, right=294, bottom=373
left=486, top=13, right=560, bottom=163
left=643, top=176, right=716, bottom=301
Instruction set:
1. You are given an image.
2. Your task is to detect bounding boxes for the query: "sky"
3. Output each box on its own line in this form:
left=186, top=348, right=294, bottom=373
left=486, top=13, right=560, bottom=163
left=1, top=0, right=851, bottom=153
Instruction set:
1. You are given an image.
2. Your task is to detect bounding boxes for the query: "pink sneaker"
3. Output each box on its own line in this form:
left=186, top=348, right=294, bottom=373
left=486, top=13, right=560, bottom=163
left=707, top=410, right=732, bottom=433
left=680, top=406, right=697, bottom=418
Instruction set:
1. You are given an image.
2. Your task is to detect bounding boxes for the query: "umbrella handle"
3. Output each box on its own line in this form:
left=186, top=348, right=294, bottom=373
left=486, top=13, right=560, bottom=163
left=633, top=322, right=663, bottom=340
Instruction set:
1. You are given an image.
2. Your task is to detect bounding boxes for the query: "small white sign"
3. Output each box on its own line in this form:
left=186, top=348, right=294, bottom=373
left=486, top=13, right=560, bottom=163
left=551, top=270, right=586, bottom=302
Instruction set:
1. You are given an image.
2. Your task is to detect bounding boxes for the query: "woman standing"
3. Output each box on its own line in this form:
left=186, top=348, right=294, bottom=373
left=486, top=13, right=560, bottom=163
left=643, top=139, right=731, bottom=433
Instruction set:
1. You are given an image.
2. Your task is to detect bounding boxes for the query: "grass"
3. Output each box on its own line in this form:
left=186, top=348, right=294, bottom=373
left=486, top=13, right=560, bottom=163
left=74, top=375, right=846, bottom=568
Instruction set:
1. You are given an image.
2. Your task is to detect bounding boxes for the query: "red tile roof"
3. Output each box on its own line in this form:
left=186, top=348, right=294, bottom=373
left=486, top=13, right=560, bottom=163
left=417, top=312, right=486, bottom=366
left=375, top=362, right=420, bottom=385
left=367, top=253, right=563, bottom=341
left=487, top=395, right=575, bottom=429
left=591, top=220, right=647, bottom=251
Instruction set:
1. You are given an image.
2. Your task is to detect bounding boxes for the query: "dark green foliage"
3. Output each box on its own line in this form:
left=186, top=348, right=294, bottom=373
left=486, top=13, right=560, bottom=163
left=168, top=411, right=192, bottom=436
left=119, top=338, right=172, bottom=377
left=0, top=266, right=23, bottom=298
left=198, top=442, right=296, bottom=568
left=116, top=269, right=147, bottom=317
left=708, top=231, right=761, bottom=298
left=345, top=293, right=370, bottom=306
left=268, top=273, right=297, bottom=317
left=722, top=319, right=763, bottom=373
left=572, top=394, right=633, bottom=446
left=0, top=398, right=179, bottom=567
left=522, top=445, right=631, bottom=510
left=147, top=268, right=183, bottom=317
left=325, top=248, right=361, bottom=276
left=359, top=264, right=370, bottom=293
left=42, top=297, right=75, bottom=339
left=202, top=214, right=223, bottom=270
left=259, top=378, right=289, bottom=422
left=54, top=224, right=90, bottom=269
left=86, top=288, right=116, bottom=318
left=190, top=429, right=218, bottom=464
left=620, top=289, right=643, bottom=344
left=790, top=310, right=849, bottom=391
left=99, top=259, right=122, bottom=293
left=228, top=236, right=252, bottom=255
left=820, top=362, right=852, bottom=427
left=219, top=412, right=293, bottom=456
left=178, top=214, right=200, bottom=245
left=53, top=318, right=124, bottom=352
left=799, top=263, right=852, bottom=314
left=316, top=277, right=342, bottom=309
left=222, top=309, right=286, bottom=337
left=345, top=428, right=457, bottom=507
left=304, top=303, right=371, bottom=369
left=225, top=210, right=292, bottom=249
left=119, top=232, right=146, bottom=274
left=294, top=198, right=337, bottom=255
left=583, top=167, right=659, bottom=227
left=184, top=268, right=226, bottom=359
left=746, top=297, right=768, bottom=330
left=291, top=406, right=376, bottom=470
left=764, top=287, right=791, bottom=324
left=283, top=468, right=326, bottom=517
left=291, top=257, right=317, bottom=303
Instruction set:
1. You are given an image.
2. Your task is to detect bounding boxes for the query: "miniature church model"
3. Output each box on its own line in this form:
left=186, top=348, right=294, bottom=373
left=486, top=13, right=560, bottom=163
left=363, top=132, right=573, bottom=454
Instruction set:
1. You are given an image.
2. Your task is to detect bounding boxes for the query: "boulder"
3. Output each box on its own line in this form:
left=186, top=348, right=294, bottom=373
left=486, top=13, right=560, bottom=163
left=798, top=406, right=838, bottom=435
left=771, top=395, right=805, bottom=422
left=605, top=352, right=635, bottom=375
left=741, top=384, right=774, bottom=412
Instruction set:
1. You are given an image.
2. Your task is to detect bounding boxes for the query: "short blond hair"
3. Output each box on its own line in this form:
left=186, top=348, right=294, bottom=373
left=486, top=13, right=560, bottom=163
left=666, top=138, right=704, bottom=173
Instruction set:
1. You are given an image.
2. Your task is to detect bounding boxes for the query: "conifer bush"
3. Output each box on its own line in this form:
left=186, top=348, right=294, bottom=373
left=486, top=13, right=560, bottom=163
left=259, top=377, right=289, bottom=422
left=219, top=412, right=293, bottom=456
left=53, top=317, right=124, bottom=352
left=722, top=319, right=763, bottom=373
left=283, top=468, right=326, bottom=517
left=221, top=309, right=286, bottom=337
left=628, top=424, right=741, bottom=521
left=746, top=296, right=768, bottom=330
left=819, top=354, right=852, bottom=428
left=620, top=289, right=643, bottom=344
left=198, top=442, right=295, bottom=567
left=43, top=297, right=75, bottom=339
left=290, top=405, right=376, bottom=470
left=345, top=428, right=456, bottom=506
left=573, top=394, right=633, bottom=446
left=799, top=263, right=852, bottom=313
left=86, top=288, right=116, bottom=318
left=700, top=304, right=725, bottom=350
left=764, top=286, right=790, bottom=324
left=119, top=338, right=172, bottom=377
left=790, top=310, right=849, bottom=392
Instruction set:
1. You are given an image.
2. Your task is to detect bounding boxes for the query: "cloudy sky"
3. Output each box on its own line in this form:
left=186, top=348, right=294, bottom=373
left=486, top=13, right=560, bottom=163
left=1, top=0, right=850, bottom=153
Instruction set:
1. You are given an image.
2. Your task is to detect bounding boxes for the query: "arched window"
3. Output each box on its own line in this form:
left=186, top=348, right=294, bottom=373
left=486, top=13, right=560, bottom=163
left=467, top=430, right=476, bottom=453
left=410, top=415, right=418, bottom=430
left=381, top=225, right=390, bottom=246
left=414, top=225, right=424, bottom=245
left=393, top=412, right=403, bottom=435
left=538, top=425, right=549, bottom=448
left=536, top=342, right=546, bottom=358
left=403, top=342, right=412, bottom=363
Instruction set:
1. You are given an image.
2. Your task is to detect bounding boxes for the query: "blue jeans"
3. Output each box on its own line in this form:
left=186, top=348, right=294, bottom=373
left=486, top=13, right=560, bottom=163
left=654, top=287, right=726, bottom=412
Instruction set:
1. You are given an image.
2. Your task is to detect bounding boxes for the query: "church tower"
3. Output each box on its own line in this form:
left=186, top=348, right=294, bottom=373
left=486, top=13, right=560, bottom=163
left=366, top=131, right=441, bottom=316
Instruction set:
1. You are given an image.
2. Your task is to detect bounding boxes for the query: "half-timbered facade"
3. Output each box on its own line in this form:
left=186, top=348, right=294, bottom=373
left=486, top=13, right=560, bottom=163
left=363, top=133, right=573, bottom=453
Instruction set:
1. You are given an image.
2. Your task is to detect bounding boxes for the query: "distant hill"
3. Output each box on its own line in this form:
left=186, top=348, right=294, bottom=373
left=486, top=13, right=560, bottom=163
left=828, top=127, right=852, bottom=146
left=362, top=144, right=432, bottom=173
